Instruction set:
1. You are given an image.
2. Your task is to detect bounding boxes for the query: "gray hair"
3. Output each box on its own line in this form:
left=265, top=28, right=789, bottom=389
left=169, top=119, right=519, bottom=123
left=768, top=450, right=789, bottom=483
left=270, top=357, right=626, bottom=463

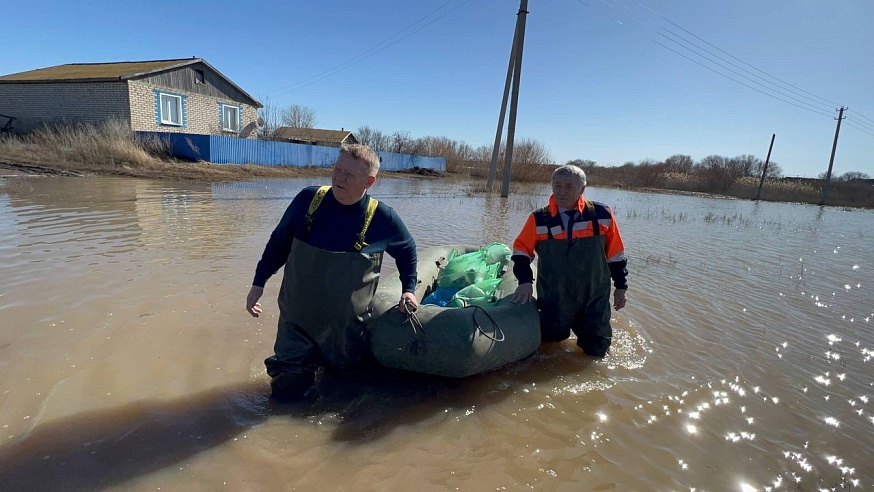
left=340, top=143, right=380, bottom=175
left=551, top=164, right=587, bottom=188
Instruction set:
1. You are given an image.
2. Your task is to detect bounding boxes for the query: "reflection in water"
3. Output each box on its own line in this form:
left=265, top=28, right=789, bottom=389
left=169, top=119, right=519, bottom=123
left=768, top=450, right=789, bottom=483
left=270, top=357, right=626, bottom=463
left=0, top=175, right=871, bottom=491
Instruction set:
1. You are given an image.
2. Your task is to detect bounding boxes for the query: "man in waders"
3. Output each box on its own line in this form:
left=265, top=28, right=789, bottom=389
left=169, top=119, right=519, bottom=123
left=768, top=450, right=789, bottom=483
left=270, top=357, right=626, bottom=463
left=246, top=143, right=418, bottom=401
left=510, top=165, right=628, bottom=357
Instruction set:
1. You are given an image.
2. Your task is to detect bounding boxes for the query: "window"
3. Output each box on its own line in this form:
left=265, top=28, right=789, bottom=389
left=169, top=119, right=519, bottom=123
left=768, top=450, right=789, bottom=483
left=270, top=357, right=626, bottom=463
left=159, top=93, right=182, bottom=126
left=221, top=104, right=240, bottom=132
left=194, top=69, right=205, bottom=84
left=154, top=90, right=187, bottom=128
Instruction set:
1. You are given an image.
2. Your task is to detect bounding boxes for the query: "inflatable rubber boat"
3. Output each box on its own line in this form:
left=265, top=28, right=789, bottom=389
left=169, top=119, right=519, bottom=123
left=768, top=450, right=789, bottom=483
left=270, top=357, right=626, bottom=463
left=368, top=245, right=541, bottom=378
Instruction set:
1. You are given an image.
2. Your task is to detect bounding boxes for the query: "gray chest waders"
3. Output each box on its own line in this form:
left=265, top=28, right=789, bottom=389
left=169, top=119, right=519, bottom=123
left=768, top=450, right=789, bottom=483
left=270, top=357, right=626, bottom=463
left=276, top=241, right=382, bottom=368
left=534, top=213, right=612, bottom=354
left=267, top=186, right=383, bottom=374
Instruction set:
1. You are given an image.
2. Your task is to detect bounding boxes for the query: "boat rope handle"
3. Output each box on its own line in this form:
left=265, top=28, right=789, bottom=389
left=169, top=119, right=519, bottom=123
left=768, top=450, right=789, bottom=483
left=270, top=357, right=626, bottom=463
left=469, top=305, right=505, bottom=342
left=402, top=300, right=425, bottom=335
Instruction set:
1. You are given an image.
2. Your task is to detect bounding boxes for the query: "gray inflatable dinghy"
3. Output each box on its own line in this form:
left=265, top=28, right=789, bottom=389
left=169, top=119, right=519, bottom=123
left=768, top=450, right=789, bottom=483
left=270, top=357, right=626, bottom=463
left=368, top=245, right=541, bottom=377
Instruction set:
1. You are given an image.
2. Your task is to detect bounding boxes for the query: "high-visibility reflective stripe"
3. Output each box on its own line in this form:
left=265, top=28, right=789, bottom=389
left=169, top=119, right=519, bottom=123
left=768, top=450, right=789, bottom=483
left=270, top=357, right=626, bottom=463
left=571, top=221, right=589, bottom=232
left=517, top=197, right=625, bottom=259
left=513, top=249, right=534, bottom=259
left=607, top=251, right=626, bottom=262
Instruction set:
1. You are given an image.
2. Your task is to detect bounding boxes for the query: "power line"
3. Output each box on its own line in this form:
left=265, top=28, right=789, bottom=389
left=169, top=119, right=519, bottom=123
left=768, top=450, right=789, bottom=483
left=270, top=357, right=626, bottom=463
left=650, top=40, right=833, bottom=118
left=575, top=0, right=869, bottom=125
left=845, top=113, right=874, bottom=131
left=652, top=31, right=834, bottom=113
left=653, top=33, right=835, bottom=114
left=265, top=0, right=457, bottom=95
left=650, top=3, right=874, bottom=131
left=843, top=122, right=874, bottom=138
left=594, top=0, right=838, bottom=115
left=843, top=117, right=874, bottom=137
left=655, top=14, right=843, bottom=109
left=851, top=111, right=874, bottom=126
left=265, top=0, right=472, bottom=98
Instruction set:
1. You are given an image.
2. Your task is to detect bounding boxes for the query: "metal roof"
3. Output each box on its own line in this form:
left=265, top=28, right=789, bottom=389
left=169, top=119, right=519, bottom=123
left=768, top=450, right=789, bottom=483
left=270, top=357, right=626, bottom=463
left=0, top=58, right=261, bottom=107
left=274, top=127, right=356, bottom=144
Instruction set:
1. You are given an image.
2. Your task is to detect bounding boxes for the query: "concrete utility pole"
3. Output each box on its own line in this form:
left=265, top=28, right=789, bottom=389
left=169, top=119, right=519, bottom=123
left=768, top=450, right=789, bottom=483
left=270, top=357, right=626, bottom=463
left=754, top=133, right=776, bottom=201
left=487, top=0, right=529, bottom=197
left=486, top=12, right=520, bottom=192
left=819, top=106, right=846, bottom=206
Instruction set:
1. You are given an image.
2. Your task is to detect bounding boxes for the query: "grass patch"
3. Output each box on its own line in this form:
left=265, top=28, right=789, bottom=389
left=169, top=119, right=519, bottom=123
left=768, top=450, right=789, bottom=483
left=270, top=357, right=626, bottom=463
left=0, top=120, right=333, bottom=181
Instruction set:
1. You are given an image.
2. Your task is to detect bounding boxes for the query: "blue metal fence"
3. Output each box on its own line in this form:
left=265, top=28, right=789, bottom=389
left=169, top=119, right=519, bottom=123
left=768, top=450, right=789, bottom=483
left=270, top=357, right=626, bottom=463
left=137, top=132, right=446, bottom=171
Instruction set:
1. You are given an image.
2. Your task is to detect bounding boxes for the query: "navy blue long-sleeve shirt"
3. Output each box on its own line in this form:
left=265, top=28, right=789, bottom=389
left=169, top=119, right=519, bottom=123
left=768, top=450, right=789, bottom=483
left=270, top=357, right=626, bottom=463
left=252, top=186, right=418, bottom=293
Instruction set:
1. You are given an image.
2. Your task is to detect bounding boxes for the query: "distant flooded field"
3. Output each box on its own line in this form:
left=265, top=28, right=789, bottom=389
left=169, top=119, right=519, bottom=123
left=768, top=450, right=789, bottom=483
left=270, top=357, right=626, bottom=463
left=0, top=174, right=871, bottom=491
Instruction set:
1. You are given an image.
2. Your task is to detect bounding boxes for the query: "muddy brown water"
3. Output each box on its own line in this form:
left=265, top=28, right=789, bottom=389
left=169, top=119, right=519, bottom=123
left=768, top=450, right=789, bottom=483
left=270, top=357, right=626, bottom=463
left=0, top=175, right=871, bottom=491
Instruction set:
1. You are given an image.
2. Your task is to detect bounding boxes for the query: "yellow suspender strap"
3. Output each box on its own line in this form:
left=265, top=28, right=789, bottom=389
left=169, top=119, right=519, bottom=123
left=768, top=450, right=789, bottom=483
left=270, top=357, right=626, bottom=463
left=305, top=186, right=378, bottom=250
left=305, top=186, right=330, bottom=234
left=354, top=197, right=379, bottom=251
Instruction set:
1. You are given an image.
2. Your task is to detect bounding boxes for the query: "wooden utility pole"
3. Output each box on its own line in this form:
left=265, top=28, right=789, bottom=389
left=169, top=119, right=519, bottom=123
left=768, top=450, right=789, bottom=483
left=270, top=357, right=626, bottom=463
left=487, top=0, right=529, bottom=197
left=819, top=106, right=846, bottom=206
left=754, top=133, right=775, bottom=201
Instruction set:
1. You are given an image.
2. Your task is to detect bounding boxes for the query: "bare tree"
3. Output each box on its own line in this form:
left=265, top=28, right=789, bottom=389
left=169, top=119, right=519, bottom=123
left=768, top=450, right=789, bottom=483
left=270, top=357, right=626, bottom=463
left=729, top=154, right=760, bottom=177
left=356, top=126, right=390, bottom=151
left=511, top=138, right=553, bottom=166
left=356, top=125, right=375, bottom=148
left=429, top=136, right=475, bottom=160
left=664, top=154, right=694, bottom=173
left=390, top=131, right=412, bottom=154
left=566, top=159, right=598, bottom=173
left=471, top=144, right=492, bottom=162
left=751, top=158, right=783, bottom=178
left=256, top=95, right=283, bottom=139
left=768, top=162, right=784, bottom=178
left=412, top=136, right=477, bottom=171
left=836, top=170, right=870, bottom=181
left=695, top=155, right=735, bottom=191
left=281, top=104, right=317, bottom=128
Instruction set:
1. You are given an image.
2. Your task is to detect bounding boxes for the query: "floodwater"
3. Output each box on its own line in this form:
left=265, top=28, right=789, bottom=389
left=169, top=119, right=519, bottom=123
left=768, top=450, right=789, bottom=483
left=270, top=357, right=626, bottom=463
left=0, top=173, right=871, bottom=491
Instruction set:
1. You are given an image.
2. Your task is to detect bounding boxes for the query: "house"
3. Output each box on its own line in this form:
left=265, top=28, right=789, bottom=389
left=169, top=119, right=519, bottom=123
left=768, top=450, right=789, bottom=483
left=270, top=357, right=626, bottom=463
left=0, top=58, right=262, bottom=137
left=273, top=127, right=358, bottom=147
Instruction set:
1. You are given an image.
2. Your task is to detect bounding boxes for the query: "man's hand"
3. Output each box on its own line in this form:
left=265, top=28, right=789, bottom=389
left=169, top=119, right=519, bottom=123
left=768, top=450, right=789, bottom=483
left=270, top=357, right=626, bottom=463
left=398, top=292, right=418, bottom=312
left=511, top=283, right=534, bottom=304
left=613, top=288, right=627, bottom=311
left=246, top=286, right=264, bottom=317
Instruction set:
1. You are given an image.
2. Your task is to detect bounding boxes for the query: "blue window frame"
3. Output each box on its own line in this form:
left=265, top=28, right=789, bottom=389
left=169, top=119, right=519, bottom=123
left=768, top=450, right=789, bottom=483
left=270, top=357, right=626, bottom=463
left=154, top=90, right=187, bottom=127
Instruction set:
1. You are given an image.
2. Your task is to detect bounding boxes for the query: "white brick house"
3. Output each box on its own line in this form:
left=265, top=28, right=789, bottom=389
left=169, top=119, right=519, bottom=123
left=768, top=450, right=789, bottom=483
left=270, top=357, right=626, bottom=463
left=0, top=58, right=262, bottom=137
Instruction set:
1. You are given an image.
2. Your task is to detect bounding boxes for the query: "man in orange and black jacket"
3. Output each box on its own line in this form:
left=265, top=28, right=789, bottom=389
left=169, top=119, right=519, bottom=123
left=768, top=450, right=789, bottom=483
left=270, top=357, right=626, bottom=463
left=510, top=164, right=628, bottom=357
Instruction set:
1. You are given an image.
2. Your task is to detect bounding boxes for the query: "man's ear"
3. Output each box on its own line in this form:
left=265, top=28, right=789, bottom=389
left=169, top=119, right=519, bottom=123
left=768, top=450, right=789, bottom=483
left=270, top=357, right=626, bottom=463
left=365, top=175, right=376, bottom=188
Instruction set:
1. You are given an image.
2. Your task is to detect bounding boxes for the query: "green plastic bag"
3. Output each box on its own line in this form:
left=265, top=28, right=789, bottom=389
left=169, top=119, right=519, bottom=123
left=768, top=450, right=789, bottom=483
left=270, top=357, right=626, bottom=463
left=437, top=250, right=496, bottom=288
left=448, top=278, right=503, bottom=308
left=437, top=243, right=512, bottom=289
left=481, top=242, right=512, bottom=268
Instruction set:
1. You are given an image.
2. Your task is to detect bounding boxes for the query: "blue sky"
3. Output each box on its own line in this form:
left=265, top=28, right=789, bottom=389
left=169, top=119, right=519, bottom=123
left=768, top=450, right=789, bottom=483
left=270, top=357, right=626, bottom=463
left=4, top=0, right=873, bottom=178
